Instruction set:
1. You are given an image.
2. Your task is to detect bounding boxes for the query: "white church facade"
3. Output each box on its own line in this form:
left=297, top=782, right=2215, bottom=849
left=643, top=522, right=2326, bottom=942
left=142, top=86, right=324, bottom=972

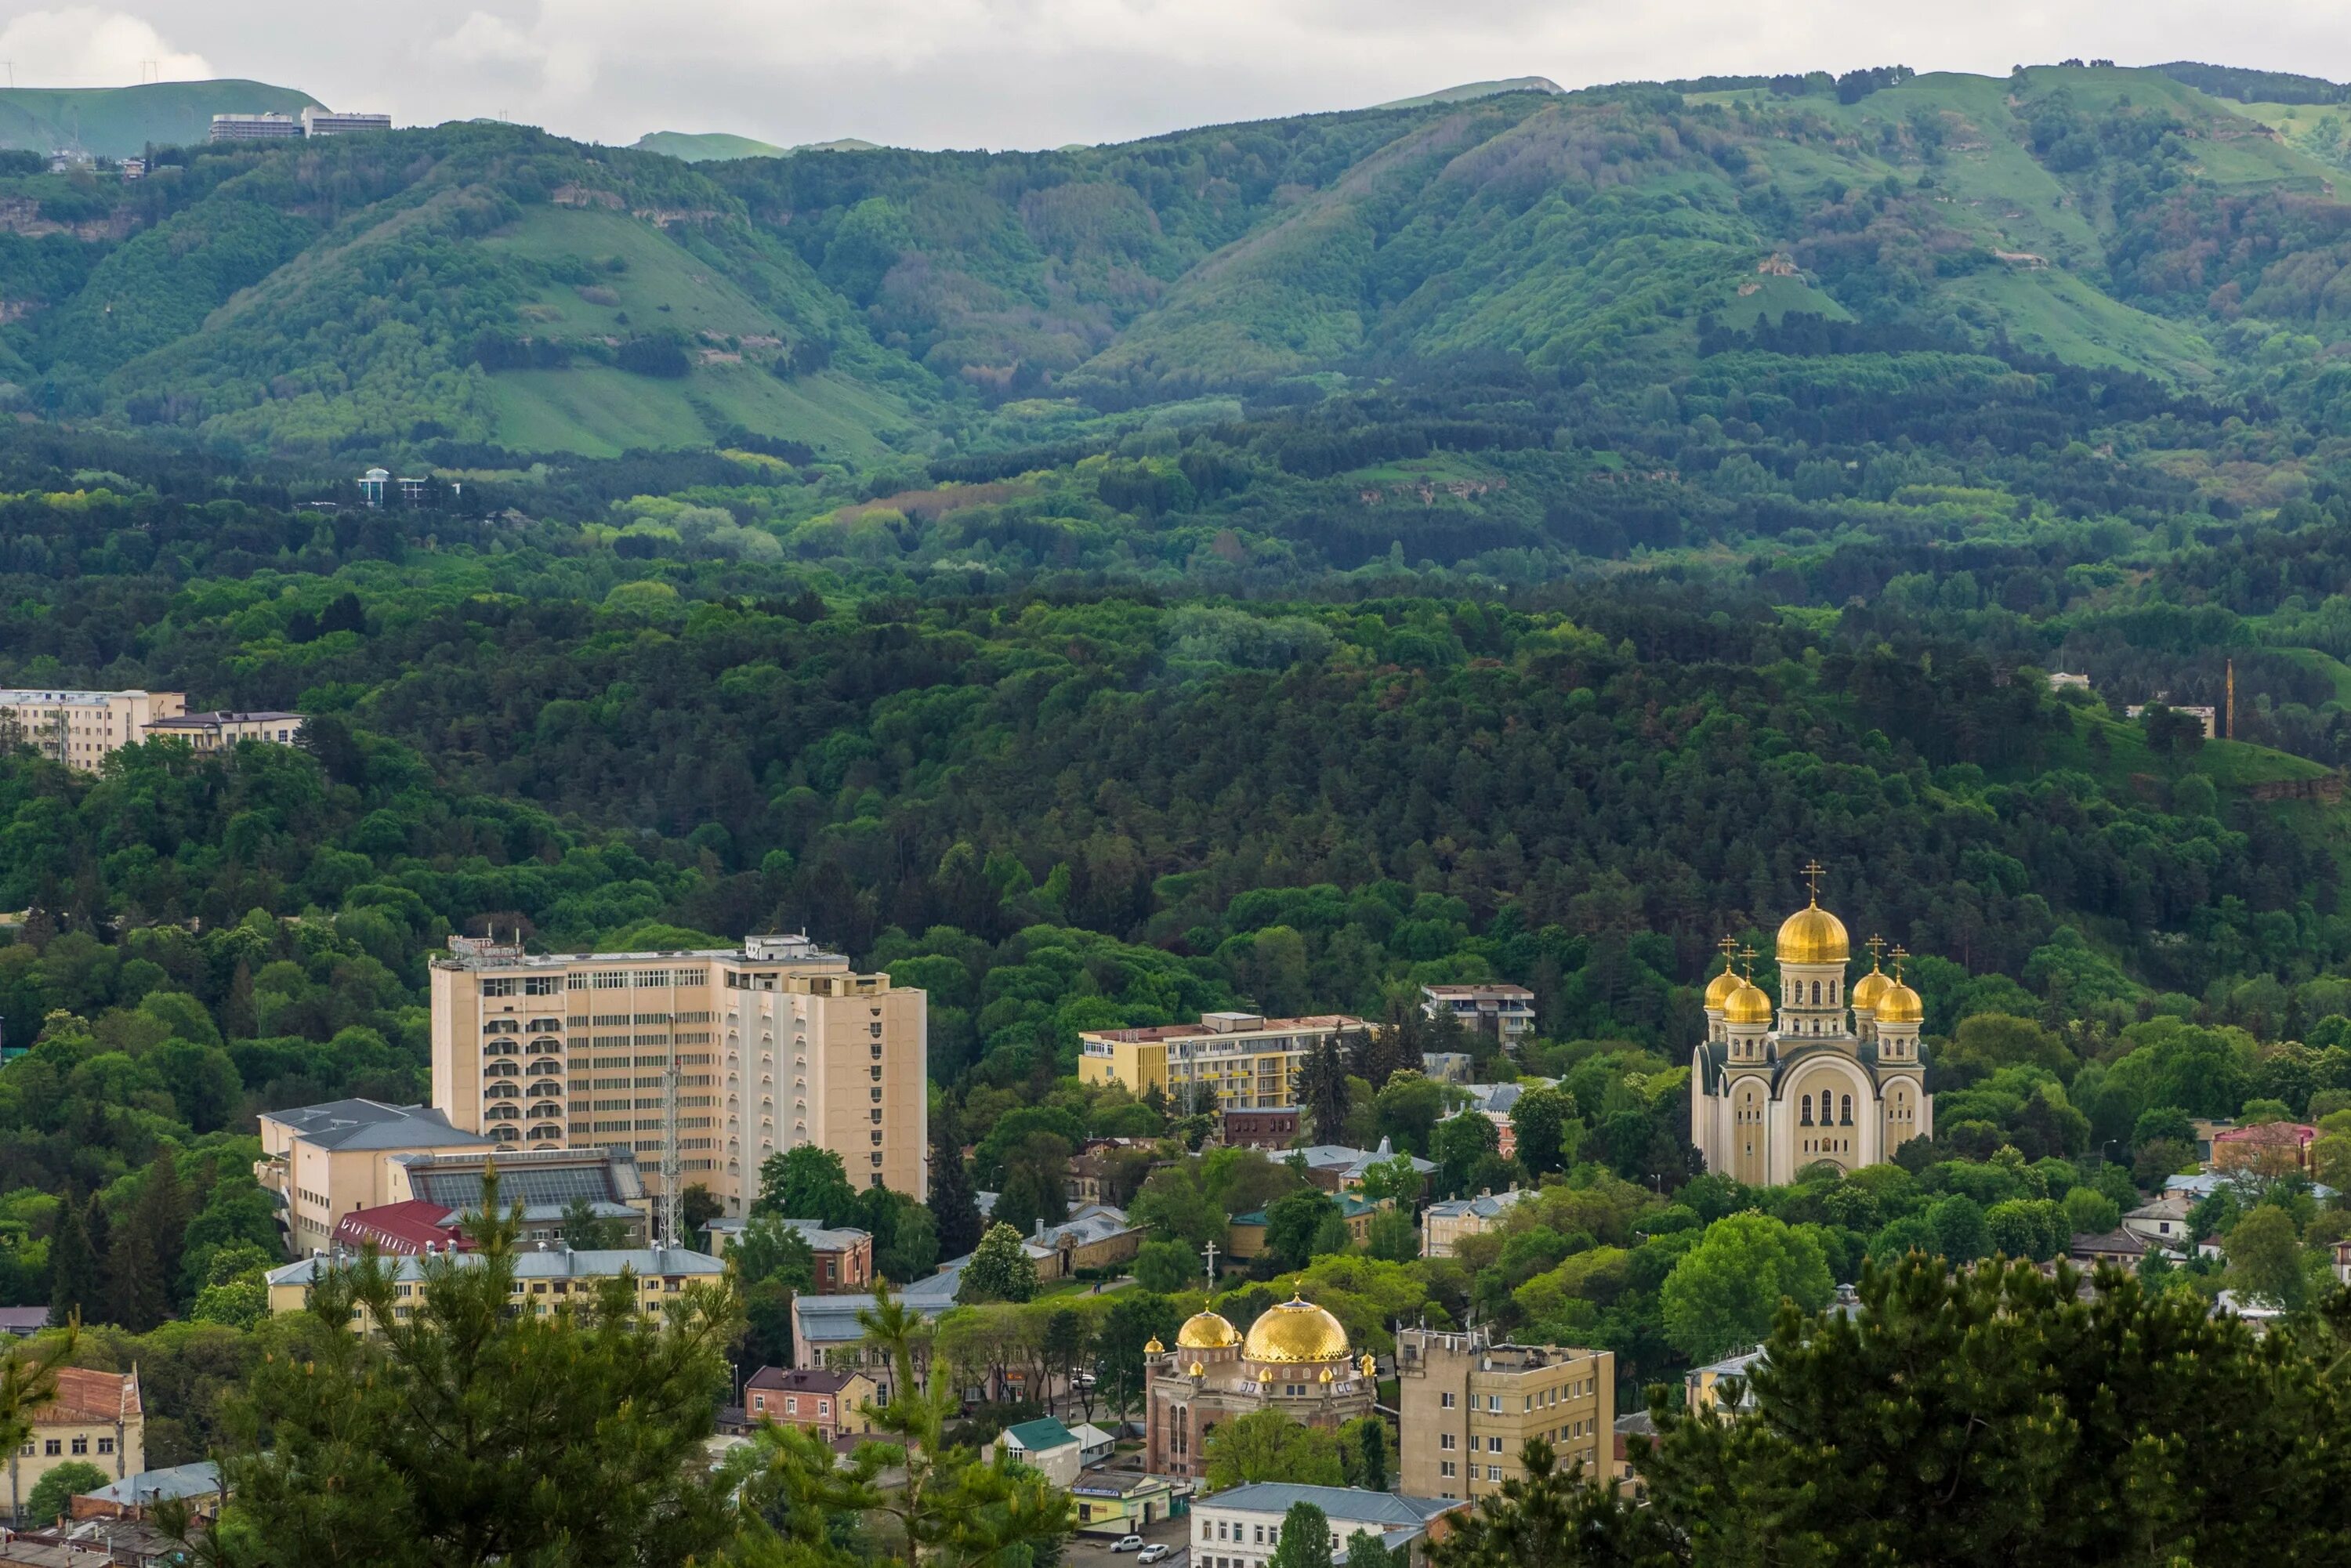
left=1690, top=881, right=1933, bottom=1186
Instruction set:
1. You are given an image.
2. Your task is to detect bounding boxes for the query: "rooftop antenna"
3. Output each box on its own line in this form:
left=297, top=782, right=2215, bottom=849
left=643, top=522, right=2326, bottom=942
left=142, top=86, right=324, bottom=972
left=660, top=1048, right=683, bottom=1246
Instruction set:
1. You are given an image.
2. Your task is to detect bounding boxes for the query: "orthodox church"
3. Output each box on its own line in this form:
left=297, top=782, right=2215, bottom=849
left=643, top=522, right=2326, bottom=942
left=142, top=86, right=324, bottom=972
left=1142, top=1295, right=1377, bottom=1478
left=1690, top=875, right=1934, bottom=1185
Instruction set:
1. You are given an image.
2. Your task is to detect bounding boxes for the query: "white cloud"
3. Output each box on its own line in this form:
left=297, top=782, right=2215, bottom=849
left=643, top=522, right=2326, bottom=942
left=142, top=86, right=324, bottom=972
left=64, top=1, right=2351, bottom=151
left=431, top=10, right=542, bottom=67
left=0, top=6, right=212, bottom=86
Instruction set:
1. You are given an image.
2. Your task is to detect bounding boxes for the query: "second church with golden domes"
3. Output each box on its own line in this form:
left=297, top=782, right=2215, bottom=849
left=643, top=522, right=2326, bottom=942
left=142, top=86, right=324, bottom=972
left=1690, top=869, right=1933, bottom=1186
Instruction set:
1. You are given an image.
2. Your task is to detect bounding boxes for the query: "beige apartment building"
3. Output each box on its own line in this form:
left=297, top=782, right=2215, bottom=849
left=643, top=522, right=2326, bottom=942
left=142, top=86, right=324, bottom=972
left=0, top=688, right=184, bottom=770
left=430, top=933, right=926, bottom=1219
left=1077, top=1012, right=1365, bottom=1114
left=255, top=1099, right=495, bottom=1257
left=9, top=1367, right=144, bottom=1517
left=1396, top=1327, right=1616, bottom=1501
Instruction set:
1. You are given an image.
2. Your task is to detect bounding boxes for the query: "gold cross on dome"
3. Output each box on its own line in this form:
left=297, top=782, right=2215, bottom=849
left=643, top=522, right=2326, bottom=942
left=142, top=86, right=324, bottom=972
left=1737, top=943, right=1760, bottom=979
left=1889, top=944, right=1909, bottom=980
left=1864, top=933, right=1887, bottom=969
left=1801, top=860, right=1826, bottom=903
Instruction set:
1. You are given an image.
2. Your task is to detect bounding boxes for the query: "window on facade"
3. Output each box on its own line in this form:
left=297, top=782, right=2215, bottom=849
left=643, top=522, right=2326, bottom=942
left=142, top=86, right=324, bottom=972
left=527, top=976, right=562, bottom=995
left=1841, top=1095, right=1853, bottom=1125
left=1440, top=1461, right=1456, bottom=1478
left=1487, top=1465, right=1502, bottom=1481
left=44, top=1439, right=60, bottom=1456
left=1801, top=1094, right=1813, bottom=1125
left=484, top=977, right=516, bottom=997
left=1440, top=1392, right=1455, bottom=1408
left=1440, top=1433, right=1455, bottom=1450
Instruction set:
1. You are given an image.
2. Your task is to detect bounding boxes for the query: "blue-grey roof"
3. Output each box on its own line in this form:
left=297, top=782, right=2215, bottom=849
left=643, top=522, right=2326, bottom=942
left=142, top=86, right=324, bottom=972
left=1424, top=1188, right=1537, bottom=1222
left=268, top=1245, right=722, bottom=1287
left=267, top=1099, right=491, bottom=1152
left=1203, top=1483, right=1463, bottom=1527
left=81, top=1461, right=221, bottom=1506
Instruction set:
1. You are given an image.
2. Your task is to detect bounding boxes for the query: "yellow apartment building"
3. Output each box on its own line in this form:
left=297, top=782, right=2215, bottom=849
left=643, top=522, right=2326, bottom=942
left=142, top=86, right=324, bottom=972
left=1395, top=1327, right=1616, bottom=1501
left=1077, top=1012, right=1365, bottom=1114
left=0, top=688, right=183, bottom=770
left=263, top=1246, right=726, bottom=1329
left=430, top=933, right=927, bottom=1217
left=9, top=1367, right=144, bottom=1516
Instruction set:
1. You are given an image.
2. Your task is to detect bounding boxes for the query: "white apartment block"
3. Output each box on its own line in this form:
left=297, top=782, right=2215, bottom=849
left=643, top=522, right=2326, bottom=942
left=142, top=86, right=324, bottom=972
left=0, top=688, right=184, bottom=770
left=430, top=934, right=926, bottom=1219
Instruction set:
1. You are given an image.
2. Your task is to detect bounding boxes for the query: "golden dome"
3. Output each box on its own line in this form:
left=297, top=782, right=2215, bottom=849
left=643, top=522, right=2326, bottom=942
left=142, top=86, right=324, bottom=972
left=1722, top=979, right=1773, bottom=1027
left=1777, top=901, right=1849, bottom=965
left=1176, top=1312, right=1240, bottom=1350
left=1849, top=967, right=1893, bottom=1012
left=1704, top=969, right=1743, bottom=1009
left=1875, top=980, right=1923, bottom=1025
left=1143, top=1337, right=1165, bottom=1355
left=1241, top=1295, right=1351, bottom=1363
left=1189, top=1360, right=1204, bottom=1378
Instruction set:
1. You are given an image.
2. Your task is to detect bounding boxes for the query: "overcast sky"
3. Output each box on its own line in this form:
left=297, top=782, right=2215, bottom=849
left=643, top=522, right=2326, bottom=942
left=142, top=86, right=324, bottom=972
left=3, top=2, right=2350, bottom=151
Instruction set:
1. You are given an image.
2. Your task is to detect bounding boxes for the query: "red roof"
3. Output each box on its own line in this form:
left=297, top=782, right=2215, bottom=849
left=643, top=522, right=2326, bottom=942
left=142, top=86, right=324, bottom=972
left=2215, top=1122, right=2316, bottom=1146
left=335, top=1200, right=470, bottom=1255
left=746, top=1366, right=859, bottom=1396
left=37, top=1367, right=139, bottom=1426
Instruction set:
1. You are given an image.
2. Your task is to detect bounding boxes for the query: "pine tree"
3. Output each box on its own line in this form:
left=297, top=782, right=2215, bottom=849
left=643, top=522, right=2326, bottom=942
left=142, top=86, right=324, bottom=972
left=1299, top=1039, right=1350, bottom=1142
left=929, top=1103, right=984, bottom=1260
left=134, top=1150, right=189, bottom=1302
left=47, top=1191, right=99, bottom=1329
left=103, top=1214, right=165, bottom=1332
left=203, top=1166, right=742, bottom=1566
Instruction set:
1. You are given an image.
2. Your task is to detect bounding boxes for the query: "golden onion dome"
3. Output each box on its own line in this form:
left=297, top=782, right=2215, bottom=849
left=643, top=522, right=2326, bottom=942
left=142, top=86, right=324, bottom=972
left=1777, top=901, right=1850, bottom=965
left=1241, top=1295, right=1351, bottom=1363
left=1703, top=969, right=1744, bottom=1009
left=1143, top=1337, right=1165, bottom=1355
left=1722, top=979, right=1773, bottom=1027
left=1849, top=967, right=1893, bottom=1012
left=1875, top=980, right=1923, bottom=1025
left=1176, top=1312, right=1240, bottom=1350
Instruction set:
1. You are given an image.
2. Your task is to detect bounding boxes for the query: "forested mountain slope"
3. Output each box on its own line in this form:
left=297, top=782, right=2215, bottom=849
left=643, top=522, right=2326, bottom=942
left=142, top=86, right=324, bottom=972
left=9, top=63, right=2351, bottom=459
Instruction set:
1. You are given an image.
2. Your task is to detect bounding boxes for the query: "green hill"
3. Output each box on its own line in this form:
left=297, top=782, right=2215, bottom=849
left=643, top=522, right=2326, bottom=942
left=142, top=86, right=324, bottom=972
left=0, top=80, right=321, bottom=157
left=1371, top=77, right=1564, bottom=110
left=16, top=62, right=2351, bottom=458
left=632, top=132, right=881, bottom=161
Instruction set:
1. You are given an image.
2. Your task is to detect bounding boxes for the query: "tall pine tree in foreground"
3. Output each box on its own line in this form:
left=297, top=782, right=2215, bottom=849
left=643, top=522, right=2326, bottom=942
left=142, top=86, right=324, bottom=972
left=201, top=1168, right=741, bottom=1566
left=1429, top=1254, right=2351, bottom=1568
left=928, top=1101, right=984, bottom=1260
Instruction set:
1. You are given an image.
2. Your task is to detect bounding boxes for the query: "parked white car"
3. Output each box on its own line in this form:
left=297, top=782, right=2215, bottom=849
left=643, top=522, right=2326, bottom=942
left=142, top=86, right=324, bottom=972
left=1139, top=1547, right=1171, bottom=1564
left=1110, top=1537, right=1144, bottom=1553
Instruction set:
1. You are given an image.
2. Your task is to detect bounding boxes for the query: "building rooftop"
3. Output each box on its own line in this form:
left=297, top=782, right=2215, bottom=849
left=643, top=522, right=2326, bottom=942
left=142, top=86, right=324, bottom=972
left=436, top=932, right=846, bottom=972
left=1232, top=1193, right=1380, bottom=1226
left=267, top=1245, right=723, bottom=1287
left=80, top=1461, right=222, bottom=1508
left=1422, top=985, right=1535, bottom=1001
left=37, top=1367, right=139, bottom=1426
left=0, top=688, right=159, bottom=706
left=334, top=1200, right=471, bottom=1255
left=1202, top=1483, right=1464, bottom=1526
left=1290, top=1139, right=1437, bottom=1179
left=1425, top=1188, right=1538, bottom=1222
left=1079, top=1015, right=1365, bottom=1045
left=394, top=1146, right=644, bottom=1210
left=746, top=1365, right=861, bottom=1396
left=264, top=1099, right=492, bottom=1153
left=706, top=1215, right=869, bottom=1251
left=147, top=709, right=303, bottom=726
left=1000, top=1416, right=1078, bottom=1452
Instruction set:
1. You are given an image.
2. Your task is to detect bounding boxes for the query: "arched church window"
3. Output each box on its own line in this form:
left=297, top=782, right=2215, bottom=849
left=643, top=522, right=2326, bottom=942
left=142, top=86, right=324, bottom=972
left=1840, top=1095, right=1853, bottom=1125
left=1800, top=1094, right=1813, bottom=1125
left=1810, top=980, right=1821, bottom=1005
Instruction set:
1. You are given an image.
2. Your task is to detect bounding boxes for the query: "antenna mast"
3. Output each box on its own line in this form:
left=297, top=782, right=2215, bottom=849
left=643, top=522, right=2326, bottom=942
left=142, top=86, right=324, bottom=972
left=661, top=1048, right=683, bottom=1246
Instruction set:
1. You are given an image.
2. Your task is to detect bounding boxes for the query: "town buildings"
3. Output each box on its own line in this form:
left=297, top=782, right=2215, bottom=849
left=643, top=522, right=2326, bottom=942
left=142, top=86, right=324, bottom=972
left=1219, top=1108, right=1301, bottom=1149
left=0, top=689, right=184, bottom=770
left=263, top=1244, right=726, bottom=1327
left=429, top=932, right=928, bottom=1219
left=1227, top=1195, right=1382, bottom=1258
left=1070, top=1471, right=1181, bottom=1537
left=208, top=113, right=302, bottom=141
left=1143, top=1297, right=1378, bottom=1479
left=743, top=1367, right=877, bottom=1443
left=9, top=1367, right=143, bottom=1515
left=990, top=1417, right=1084, bottom=1487
left=1690, top=887, right=1934, bottom=1182
left=705, top=1215, right=874, bottom=1293
left=1192, top=1484, right=1465, bottom=1568
left=255, top=1099, right=494, bottom=1257
left=1420, top=1188, right=1538, bottom=1258
left=141, top=709, right=304, bottom=751
left=301, top=108, right=393, bottom=136
left=1078, top=1012, right=1366, bottom=1116
left=1394, top=1327, right=1614, bottom=1500
left=210, top=109, right=389, bottom=142
left=1419, top=985, right=1537, bottom=1052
